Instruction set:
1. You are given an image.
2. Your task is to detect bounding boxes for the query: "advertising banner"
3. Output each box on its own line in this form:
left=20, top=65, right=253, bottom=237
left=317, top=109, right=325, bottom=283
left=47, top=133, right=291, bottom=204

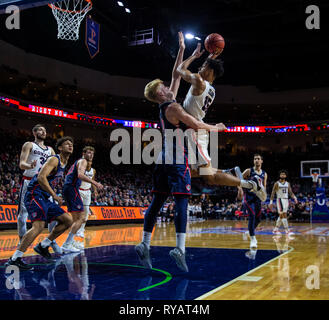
left=0, top=205, right=145, bottom=224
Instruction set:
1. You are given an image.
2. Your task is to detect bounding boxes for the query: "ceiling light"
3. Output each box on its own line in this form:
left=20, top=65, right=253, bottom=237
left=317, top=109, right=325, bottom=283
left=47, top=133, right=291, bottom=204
left=185, top=33, right=194, bottom=39
left=125, top=8, right=131, bottom=13
left=117, top=1, right=123, bottom=6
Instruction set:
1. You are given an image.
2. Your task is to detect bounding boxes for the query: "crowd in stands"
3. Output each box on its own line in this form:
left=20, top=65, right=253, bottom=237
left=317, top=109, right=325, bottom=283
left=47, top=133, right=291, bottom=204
left=1, top=65, right=328, bottom=125
left=0, top=127, right=327, bottom=224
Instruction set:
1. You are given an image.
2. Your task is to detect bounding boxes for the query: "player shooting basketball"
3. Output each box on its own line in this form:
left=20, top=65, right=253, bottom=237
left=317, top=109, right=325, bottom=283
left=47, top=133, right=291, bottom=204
left=176, top=38, right=266, bottom=201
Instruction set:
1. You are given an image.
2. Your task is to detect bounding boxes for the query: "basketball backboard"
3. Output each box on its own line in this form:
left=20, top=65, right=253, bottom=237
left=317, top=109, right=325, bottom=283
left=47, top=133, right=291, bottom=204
left=0, top=0, right=61, bottom=14
left=300, top=160, right=329, bottom=178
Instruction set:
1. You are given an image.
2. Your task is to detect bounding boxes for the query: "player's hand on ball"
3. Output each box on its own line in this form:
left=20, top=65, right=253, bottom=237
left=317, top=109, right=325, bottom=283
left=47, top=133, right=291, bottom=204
left=192, top=43, right=205, bottom=58
left=216, top=123, right=227, bottom=131
left=209, top=48, right=223, bottom=59
left=54, top=195, right=63, bottom=206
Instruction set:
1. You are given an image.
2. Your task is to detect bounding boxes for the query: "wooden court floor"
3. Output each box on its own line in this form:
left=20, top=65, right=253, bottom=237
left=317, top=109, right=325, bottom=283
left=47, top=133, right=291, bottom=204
left=0, top=219, right=328, bottom=300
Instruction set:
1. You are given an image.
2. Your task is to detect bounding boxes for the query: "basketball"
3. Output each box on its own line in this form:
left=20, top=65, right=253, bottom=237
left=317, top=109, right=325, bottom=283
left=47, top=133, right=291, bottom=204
left=204, top=33, right=225, bottom=54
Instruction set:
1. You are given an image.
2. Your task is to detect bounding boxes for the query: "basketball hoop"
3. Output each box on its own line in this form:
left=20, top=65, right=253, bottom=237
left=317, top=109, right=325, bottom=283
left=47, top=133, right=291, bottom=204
left=311, top=172, right=319, bottom=183
left=49, top=0, right=92, bottom=41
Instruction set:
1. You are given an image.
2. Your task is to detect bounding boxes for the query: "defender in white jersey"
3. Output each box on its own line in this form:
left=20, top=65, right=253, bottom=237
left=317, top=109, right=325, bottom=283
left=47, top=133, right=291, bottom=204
left=269, top=170, right=298, bottom=236
left=73, top=160, right=97, bottom=250
left=176, top=42, right=267, bottom=201
left=17, top=124, right=55, bottom=242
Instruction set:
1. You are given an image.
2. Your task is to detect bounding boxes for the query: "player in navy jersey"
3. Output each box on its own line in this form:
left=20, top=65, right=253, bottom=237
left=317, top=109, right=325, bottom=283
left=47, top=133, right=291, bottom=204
left=242, top=154, right=268, bottom=250
left=135, top=32, right=227, bottom=272
left=61, top=146, right=103, bottom=253
left=5, top=137, right=75, bottom=270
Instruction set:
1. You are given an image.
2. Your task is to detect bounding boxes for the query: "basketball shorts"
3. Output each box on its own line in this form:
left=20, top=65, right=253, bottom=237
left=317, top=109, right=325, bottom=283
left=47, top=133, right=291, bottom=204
left=277, top=198, right=289, bottom=213
left=151, top=164, right=191, bottom=196
left=79, top=188, right=91, bottom=206
left=17, top=177, right=31, bottom=219
left=25, top=190, right=65, bottom=223
left=63, top=185, right=84, bottom=213
left=190, top=130, right=211, bottom=169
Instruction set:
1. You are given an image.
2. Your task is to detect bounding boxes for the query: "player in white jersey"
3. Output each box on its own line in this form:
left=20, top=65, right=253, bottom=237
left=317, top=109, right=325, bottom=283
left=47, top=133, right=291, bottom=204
left=73, top=156, right=97, bottom=250
left=176, top=42, right=266, bottom=202
left=269, top=170, right=298, bottom=236
left=17, top=124, right=55, bottom=241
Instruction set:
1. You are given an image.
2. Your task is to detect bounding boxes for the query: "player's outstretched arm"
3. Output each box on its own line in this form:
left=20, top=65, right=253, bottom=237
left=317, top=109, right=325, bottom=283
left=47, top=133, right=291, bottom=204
left=37, top=157, right=62, bottom=204
left=166, top=102, right=226, bottom=132
left=19, top=142, right=36, bottom=170
left=77, top=159, right=103, bottom=190
left=177, top=43, right=205, bottom=89
left=169, top=31, right=185, bottom=99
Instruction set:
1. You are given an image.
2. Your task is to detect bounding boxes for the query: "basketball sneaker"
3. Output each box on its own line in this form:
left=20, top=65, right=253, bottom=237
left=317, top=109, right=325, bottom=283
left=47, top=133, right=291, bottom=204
left=34, top=243, right=52, bottom=259
left=250, top=237, right=258, bottom=248
left=245, top=249, right=257, bottom=260
left=243, top=230, right=250, bottom=241
left=135, top=242, right=152, bottom=269
left=62, top=243, right=81, bottom=254
left=251, top=176, right=267, bottom=202
left=5, top=257, right=34, bottom=271
left=76, top=230, right=85, bottom=238
left=50, top=240, right=63, bottom=254
left=222, top=166, right=243, bottom=180
left=169, top=247, right=189, bottom=272
left=73, top=240, right=85, bottom=251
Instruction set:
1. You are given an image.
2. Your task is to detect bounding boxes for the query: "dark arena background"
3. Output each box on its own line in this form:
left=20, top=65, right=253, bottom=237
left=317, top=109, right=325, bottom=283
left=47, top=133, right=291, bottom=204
left=0, top=0, right=328, bottom=310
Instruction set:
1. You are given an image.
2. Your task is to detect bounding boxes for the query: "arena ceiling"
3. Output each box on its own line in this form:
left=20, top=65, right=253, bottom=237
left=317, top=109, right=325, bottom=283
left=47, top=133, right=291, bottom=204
left=0, top=0, right=328, bottom=91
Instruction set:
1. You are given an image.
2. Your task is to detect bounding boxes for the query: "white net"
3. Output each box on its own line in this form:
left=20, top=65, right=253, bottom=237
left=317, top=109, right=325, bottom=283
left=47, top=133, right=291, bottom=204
left=49, top=0, right=92, bottom=41
left=312, top=173, right=319, bottom=183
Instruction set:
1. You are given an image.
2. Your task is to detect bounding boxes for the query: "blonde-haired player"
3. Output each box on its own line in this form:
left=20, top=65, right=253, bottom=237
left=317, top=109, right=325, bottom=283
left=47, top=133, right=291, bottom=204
left=269, top=170, right=298, bottom=236
left=73, top=147, right=97, bottom=250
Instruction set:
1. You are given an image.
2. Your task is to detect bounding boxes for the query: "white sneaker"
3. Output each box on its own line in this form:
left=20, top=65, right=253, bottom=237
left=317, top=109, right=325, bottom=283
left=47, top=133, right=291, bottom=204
left=73, top=240, right=85, bottom=250
left=50, top=241, right=63, bottom=254
left=251, top=177, right=267, bottom=202
left=250, top=237, right=258, bottom=248
left=62, top=243, right=81, bottom=254
left=76, top=230, right=85, bottom=238
left=245, top=249, right=257, bottom=260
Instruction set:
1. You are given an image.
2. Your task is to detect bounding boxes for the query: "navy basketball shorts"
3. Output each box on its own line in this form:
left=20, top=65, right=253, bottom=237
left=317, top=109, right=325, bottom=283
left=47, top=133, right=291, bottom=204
left=63, top=185, right=84, bottom=213
left=25, top=191, right=65, bottom=223
left=151, top=164, right=191, bottom=196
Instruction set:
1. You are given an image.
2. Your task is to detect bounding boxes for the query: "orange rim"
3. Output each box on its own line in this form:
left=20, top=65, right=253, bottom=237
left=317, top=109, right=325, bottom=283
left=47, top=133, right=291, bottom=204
left=48, top=0, right=92, bottom=14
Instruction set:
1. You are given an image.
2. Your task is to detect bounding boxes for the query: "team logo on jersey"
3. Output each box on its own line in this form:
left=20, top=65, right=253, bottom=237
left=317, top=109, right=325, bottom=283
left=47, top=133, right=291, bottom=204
left=77, top=205, right=81, bottom=210
left=31, top=212, right=37, bottom=218
left=186, top=184, right=191, bottom=191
